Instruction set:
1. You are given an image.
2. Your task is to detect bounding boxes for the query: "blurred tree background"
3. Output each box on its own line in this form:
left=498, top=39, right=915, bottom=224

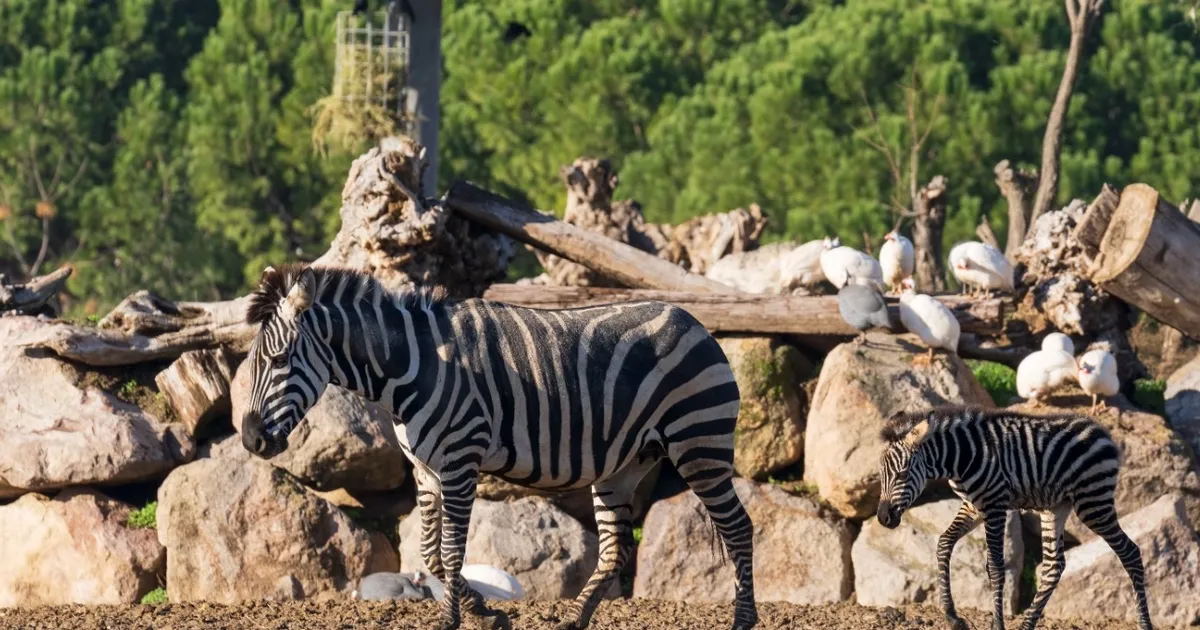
left=1, top=0, right=1198, bottom=313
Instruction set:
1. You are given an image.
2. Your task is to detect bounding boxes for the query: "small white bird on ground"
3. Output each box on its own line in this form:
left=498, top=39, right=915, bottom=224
left=898, top=278, right=960, bottom=365
left=948, top=241, right=1015, bottom=296
left=1078, top=348, right=1119, bottom=414
left=1017, top=333, right=1078, bottom=405
left=879, top=230, right=915, bottom=294
left=353, top=566, right=524, bottom=603
left=820, top=237, right=885, bottom=291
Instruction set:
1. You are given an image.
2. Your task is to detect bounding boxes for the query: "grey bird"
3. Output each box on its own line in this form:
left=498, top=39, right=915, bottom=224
left=838, top=284, right=890, bottom=344
left=353, top=571, right=440, bottom=602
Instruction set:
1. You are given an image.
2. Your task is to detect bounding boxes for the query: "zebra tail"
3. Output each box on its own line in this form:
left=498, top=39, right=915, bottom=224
left=707, top=513, right=728, bottom=565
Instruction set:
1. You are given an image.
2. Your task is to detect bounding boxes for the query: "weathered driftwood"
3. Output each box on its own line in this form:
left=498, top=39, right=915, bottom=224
left=482, top=284, right=1004, bottom=336
left=0, top=266, right=72, bottom=317
left=155, top=347, right=237, bottom=437
left=100, top=291, right=251, bottom=338
left=314, top=140, right=512, bottom=297
left=994, top=160, right=1037, bottom=259
left=446, top=181, right=738, bottom=294
left=912, top=175, right=948, bottom=292
left=1088, top=184, right=1200, bottom=341
left=1072, top=183, right=1119, bottom=259
left=660, top=203, right=767, bottom=274
left=15, top=317, right=254, bottom=367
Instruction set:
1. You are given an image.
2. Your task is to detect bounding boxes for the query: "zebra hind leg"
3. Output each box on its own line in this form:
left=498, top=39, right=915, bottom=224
left=1075, top=498, right=1153, bottom=630
left=936, top=502, right=981, bottom=630
left=669, top=438, right=757, bottom=630
left=1017, top=505, right=1070, bottom=630
left=555, top=454, right=661, bottom=630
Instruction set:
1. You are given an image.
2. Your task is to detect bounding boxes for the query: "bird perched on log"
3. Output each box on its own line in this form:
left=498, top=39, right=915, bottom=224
left=820, top=236, right=884, bottom=291
left=879, top=230, right=914, bottom=294
left=949, top=241, right=1014, bottom=296
left=897, top=277, right=960, bottom=366
left=838, top=284, right=890, bottom=345
left=1017, top=333, right=1077, bottom=406
left=1078, top=347, right=1119, bottom=413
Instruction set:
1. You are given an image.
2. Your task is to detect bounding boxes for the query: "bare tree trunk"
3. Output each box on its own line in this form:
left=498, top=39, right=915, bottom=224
left=976, top=217, right=1000, bottom=250
left=994, top=160, right=1036, bottom=259
left=911, top=175, right=948, bottom=292
left=1028, top=0, right=1106, bottom=228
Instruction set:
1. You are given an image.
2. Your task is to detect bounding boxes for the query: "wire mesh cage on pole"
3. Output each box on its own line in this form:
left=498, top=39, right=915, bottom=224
left=331, top=7, right=413, bottom=136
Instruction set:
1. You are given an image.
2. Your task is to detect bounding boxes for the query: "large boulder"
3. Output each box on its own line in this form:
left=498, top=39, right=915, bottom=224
left=157, top=450, right=374, bottom=603
left=0, top=488, right=165, bottom=606
left=1166, top=355, right=1200, bottom=462
left=1046, top=495, right=1200, bottom=627
left=0, top=317, right=194, bottom=499
left=718, top=336, right=809, bottom=480
left=230, top=360, right=409, bottom=492
left=1011, top=396, right=1200, bottom=540
left=634, top=479, right=853, bottom=604
left=397, top=496, right=599, bottom=601
left=804, top=333, right=993, bottom=518
left=852, top=499, right=1024, bottom=615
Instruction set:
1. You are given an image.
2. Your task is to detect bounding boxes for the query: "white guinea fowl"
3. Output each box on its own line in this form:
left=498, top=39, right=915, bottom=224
left=1078, top=348, right=1119, bottom=413
left=820, top=237, right=884, bottom=291
left=949, top=241, right=1015, bottom=295
left=898, top=278, right=960, bottom=363
left=879, top=231, right=915, bottom=294
left=1016, top=334, right=1078, bottom=404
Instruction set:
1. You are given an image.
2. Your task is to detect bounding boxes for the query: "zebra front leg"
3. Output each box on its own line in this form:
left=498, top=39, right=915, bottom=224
left=983, top=509, right=1009, bottom=630
left=1018, top=506, right=1069, bottom=630
left=557, top=456, right=661, bottom=630
left=436, top=467, right=480, bottom=630
left=1075, top=499, right=1153, bottom=630
left=937, top=502, right=981, bottom=630
left=414, top=466, right=445, bottom=579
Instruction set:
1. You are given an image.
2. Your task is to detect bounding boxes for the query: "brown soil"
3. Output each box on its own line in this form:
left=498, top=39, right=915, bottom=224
left=0, top=600, right=1139, bottom=630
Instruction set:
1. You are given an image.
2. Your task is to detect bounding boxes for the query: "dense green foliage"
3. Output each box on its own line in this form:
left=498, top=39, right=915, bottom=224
left=968, top=360, right=1018, bottom=406
left=1132, top=378, right=1167, bottom=415
left=2, top=0, right=1198, bottom=312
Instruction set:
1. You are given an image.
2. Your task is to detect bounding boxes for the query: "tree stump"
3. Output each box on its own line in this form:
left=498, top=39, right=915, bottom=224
left=1090, top=184, right=1200, bottom=341
left=155, top=348, right=237, bottom=438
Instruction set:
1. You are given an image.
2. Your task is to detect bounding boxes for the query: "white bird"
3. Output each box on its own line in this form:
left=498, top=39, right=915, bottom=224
left=355, top=565, right=524, bottom=603
left=820, top=237, right=884, bottom=291
left=898, top=277, right=960, bottom=364
left=879, top=230, right=914, bottom=294
left=1077, top=348, right=1119, bottom=414
left=1017, top=334, right=1078, bottom=405
left=949, top=241, right=1015, bottom=296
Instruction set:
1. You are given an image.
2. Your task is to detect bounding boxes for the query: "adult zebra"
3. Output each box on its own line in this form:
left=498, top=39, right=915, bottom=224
left=239, top=265, right=757, bottom=630
left=877, top=405, right=1153, bottom=630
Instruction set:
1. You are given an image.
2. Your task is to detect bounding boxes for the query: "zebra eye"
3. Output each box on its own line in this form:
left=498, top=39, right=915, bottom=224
left=271, top=355, right=289, bottom=369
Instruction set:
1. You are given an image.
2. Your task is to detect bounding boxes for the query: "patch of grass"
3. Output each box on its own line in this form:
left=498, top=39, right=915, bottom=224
left=75, top=365, right=176, bottom=423
left=1132, top=379, right=1167, bottom=415
left=632, top=527, right=643, bottom=545
left=140, top=587, right=167, bottom=605
left=127, top=501, right=157, bottom=530
left=968, top=360, right=1018, bottom=406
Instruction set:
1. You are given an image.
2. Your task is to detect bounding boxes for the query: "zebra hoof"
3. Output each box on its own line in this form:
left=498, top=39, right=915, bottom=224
left=945, top=616, right=970, bottom=630
left=551, top=622, right=581, bottom=630
left=437, top=618, right=461, bottom=630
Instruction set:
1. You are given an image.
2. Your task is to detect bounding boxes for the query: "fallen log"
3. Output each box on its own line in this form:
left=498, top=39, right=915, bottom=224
left=1087, top=184, right=1200, bottom=341
left=0, top=266, right=72, bottom=316
left=15, top=317, right=254, bottom=367
left=1072, top=183, right=1119, bottom=259
left=481, top=284, right=1004, bottom=336
left=445, top=181, right=737, bottom=294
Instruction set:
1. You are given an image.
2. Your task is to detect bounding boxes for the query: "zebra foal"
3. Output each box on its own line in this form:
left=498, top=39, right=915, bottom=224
left=238, top=265, right=757, bottom=630
left=876, top=405, right=1152, bottom=630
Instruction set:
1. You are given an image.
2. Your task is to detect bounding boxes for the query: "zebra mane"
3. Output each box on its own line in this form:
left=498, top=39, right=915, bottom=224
left=880, top=404, right=1005, bottom=444
left=880, top=409, right=933, bottom=443
left=246, top=264, right=450, bottom=326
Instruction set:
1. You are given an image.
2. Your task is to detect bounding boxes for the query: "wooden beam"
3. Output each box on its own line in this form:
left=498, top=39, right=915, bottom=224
left=1089, top=184, right=1200, bottom=340
left=482, top=284, right=1004, bottom=336
left=444, top=181, right=738, bottom=294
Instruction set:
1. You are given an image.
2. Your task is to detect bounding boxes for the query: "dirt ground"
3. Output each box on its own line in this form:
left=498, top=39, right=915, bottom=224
left=0, top=600, right=1140, bottom=630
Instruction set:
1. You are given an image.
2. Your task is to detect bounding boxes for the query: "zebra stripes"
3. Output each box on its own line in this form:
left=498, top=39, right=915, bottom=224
left=240, top=265, right=758, bottom=630
left=877, top=406, right=1152, bottom=630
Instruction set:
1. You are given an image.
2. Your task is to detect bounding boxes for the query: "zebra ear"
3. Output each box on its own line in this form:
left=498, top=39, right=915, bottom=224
left=259, top=266, right=278, bottom=286
left=286, top=267, right=316, bottom=313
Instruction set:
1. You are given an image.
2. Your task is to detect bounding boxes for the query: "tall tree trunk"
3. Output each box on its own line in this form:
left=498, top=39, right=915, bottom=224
left=994, top=160, right=1036, bottom=259
left=912, top=175, right=948, bottom=292
left=1028, top=0, right=1105, bottom=229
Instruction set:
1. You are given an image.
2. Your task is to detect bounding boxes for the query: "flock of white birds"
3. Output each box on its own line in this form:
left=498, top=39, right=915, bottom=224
left=823, top=232, right=1119, bottom=412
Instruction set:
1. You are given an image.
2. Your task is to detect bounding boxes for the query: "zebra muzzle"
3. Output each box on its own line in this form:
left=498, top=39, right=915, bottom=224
left=876, top=500, right=901, bottom=529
